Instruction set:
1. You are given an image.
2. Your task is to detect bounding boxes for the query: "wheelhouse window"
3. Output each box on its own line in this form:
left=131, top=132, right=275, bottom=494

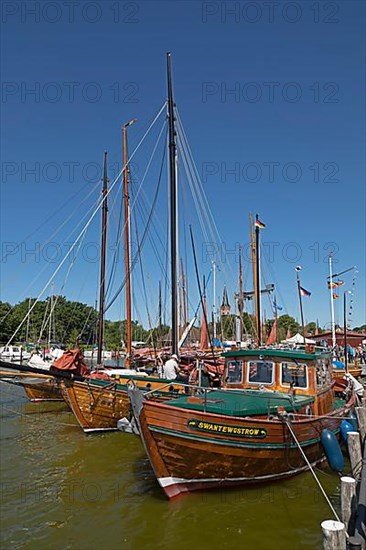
left=247, top=361, right=274, bottom=385
left=281, top=362, right=307, bottom=389
left=226, top=360, right=243, bottom=384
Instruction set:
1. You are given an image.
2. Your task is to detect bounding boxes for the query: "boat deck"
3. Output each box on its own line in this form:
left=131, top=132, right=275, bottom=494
left=161, top=389, right=315, bottom=417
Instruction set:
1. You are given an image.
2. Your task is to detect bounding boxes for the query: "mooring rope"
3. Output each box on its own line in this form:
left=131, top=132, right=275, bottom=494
left=281, top=415, right=345, bottom=529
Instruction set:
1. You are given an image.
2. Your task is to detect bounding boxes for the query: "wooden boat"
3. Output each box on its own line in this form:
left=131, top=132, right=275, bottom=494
left=0, top=370, right=64, bottom=402
left=61, top=375, right=185, bottom=432
left=131, top=348, right=355, bottom=498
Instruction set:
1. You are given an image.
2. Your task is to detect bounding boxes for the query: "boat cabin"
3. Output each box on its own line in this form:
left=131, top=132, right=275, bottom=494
left=222, top=348, right=335, bottom=415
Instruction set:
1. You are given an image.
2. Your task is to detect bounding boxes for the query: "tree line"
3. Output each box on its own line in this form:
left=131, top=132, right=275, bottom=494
left=1, top=297, right=363, bottom=350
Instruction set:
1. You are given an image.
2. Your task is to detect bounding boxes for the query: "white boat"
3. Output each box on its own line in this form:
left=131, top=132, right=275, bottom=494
left=0, top=345, right=31, bottom=362
left=27, top=347, right=64, bottom=370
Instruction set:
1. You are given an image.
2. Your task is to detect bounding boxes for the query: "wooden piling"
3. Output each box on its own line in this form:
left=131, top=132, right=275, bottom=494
left=340, top=476, right=357, bottom=534
left=355, top=407, right=366, bottom=445
left=347, top=431, right=362, bottom=479
left=321, top=520, right=346, bottom=550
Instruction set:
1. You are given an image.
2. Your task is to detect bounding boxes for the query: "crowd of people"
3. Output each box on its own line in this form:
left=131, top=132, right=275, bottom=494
left=334, top=344, right=366, bottom=364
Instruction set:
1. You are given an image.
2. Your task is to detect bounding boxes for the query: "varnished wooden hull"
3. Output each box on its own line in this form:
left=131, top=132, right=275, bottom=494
left=138, top=397, right=354, bottom=499
left=22, top=380, right=64, bottom=402
left=62, top=377, right=184, bottom=433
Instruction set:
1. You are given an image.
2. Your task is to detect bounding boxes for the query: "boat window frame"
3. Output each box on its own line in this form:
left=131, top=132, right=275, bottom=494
left=226, top=359, right=244, bottom=385
left=247, top=360, right=274, bottom=386
left=280, top=361, right=308, bottom=389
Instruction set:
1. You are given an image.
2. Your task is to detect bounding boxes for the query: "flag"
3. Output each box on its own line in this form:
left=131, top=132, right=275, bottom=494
left=328, top=282, right=337, bottom=289
left=336, top=280, right=344, bottom=287
left=273, top=303, right=283, bottom=311
left=255, top=218, right=266, bottom=229
left=299, top=286, right=311, bottom=297
left=266, top=320, right=277, bottom=345
left=332, top=293, right=339, bottom=299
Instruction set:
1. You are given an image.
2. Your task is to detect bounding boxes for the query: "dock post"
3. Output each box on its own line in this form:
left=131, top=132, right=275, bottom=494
left=348, top=431, right=362, bottom=479
left=355, top=407, right=366, bottom=445
left=340, top=476, right=357, bottom=535
left=321, top=520, right=346, bottom=550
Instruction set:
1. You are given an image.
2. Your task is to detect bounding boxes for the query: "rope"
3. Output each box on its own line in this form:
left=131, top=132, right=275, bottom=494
left=280, top=414, right=344, bottom=527
left=5, top=103, right=167, bottom=348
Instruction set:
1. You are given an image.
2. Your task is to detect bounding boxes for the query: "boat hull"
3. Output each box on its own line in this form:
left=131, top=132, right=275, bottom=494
left=62, top=377, right=184, bottom=433
left=138, top=397, right=354, bottom=499
left=22, top=379, right=64, bottom=402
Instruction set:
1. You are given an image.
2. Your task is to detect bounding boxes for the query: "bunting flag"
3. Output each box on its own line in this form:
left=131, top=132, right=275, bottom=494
left=273, top=302, right=283, bottom=311
left=299, top=286, right=311, bottom=297
left=328, top=280, right=344, bottom=289
left=332, top=293, right=339, bottom=299
left=266, top=320, right=277, bottom=345
left=255, top=218, right=266, bottom=229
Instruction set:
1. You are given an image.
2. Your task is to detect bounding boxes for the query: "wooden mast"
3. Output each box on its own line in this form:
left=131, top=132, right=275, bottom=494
left=122, top=119, right=137, bottom=361
left=239, top=246, right=244, bottom=342
left=167, top=52, right=178, bottom=356
left=181, top=258, right=187, bottom=329
left=254, top=215, right=262, bottom=347
left=250, top=214, right=259, bottom=347
left=97, top=151, right=108, bottom=365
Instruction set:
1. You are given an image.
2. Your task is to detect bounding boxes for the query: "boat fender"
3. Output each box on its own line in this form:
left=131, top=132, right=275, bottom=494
left=340, top=420, right=354, bottom=443
left=321, top=429, right=344, bottom=472
left=305, top=405, right=312, bottom=416
left=348, top=409, right=358, bottom=431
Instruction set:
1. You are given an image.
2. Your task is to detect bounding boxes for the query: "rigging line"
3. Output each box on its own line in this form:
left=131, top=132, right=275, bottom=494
left=1, top=179, right=102, bottom=301
left=39, top=214, right=95, bottom=342
left=2, top=178, right=100, bottom=263
left=105, top=131, right=167, bottom=313
left=176, top=112, right=237, bottom=298
left=5, top=103, right=167, bottom=347
left=104, top=179, right=124, bottom=300
left=105, top=117, right=168, bottom=304
left=0, top=187, right=106, bottom=327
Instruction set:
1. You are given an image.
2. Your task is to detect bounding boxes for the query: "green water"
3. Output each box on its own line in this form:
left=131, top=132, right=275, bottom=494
left=0, top=383, right=344, bottom=550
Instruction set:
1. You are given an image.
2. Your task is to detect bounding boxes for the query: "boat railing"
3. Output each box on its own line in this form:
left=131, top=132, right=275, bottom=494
left=139, top=381, right=298, bottom=413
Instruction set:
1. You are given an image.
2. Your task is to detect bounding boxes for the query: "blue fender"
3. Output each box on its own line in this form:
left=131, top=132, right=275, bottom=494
left=321, top=429, right=344, bottom=472
left=348, top=409, right=359, bottom=431
left=340, top=420, right=354, bottom=443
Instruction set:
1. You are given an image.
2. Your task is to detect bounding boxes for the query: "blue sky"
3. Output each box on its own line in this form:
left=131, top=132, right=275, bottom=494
left=1, top=0, right=365, bottom=331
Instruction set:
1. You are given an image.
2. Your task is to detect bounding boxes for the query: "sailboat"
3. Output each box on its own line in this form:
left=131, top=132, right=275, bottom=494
left=129, top=214, right=357, bottom=498
left=61, top=69, right=189, bottom=431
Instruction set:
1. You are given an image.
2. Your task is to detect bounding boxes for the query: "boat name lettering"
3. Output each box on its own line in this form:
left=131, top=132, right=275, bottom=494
left=187, top=419, right=267, bottom=438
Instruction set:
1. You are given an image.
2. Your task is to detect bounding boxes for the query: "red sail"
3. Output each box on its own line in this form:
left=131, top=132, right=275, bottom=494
left=266, top=321, right=277, bottom=345
left=200, top=297, right=208, bottom=351
left=51, top=349, right=90, bottom=376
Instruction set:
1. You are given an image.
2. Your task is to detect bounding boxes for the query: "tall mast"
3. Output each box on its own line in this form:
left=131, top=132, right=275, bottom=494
left=122, top=119, right=137, bottom=359
left=273, top=294, right=278, bottom=343
left=212, top=261, right=217, bottom=339
left=328, top=254, right=336, bottom=353
left=26, top=297, right=31, bottom=343
left=167, top=52, right=179, bottom=356
left=254, top=214, right=262, bottom=347
left=239, top=246, right=244, bottom=342
left=296, top=267, right=306, bottom=343
left=181, top=259, right=187, bottom=328
left=249, top=214, right=258, bottom=346
left=97, top=151, right=108, bottom=365
left=158, top=280, right=162, bottom=331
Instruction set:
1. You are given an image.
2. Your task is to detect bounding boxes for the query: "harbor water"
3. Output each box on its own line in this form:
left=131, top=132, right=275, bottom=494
left=0, top=382, right=345, bottom=550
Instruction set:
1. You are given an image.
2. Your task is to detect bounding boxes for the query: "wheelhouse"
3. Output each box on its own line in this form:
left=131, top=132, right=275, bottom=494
left=222, top=348, right=335, bottom=415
